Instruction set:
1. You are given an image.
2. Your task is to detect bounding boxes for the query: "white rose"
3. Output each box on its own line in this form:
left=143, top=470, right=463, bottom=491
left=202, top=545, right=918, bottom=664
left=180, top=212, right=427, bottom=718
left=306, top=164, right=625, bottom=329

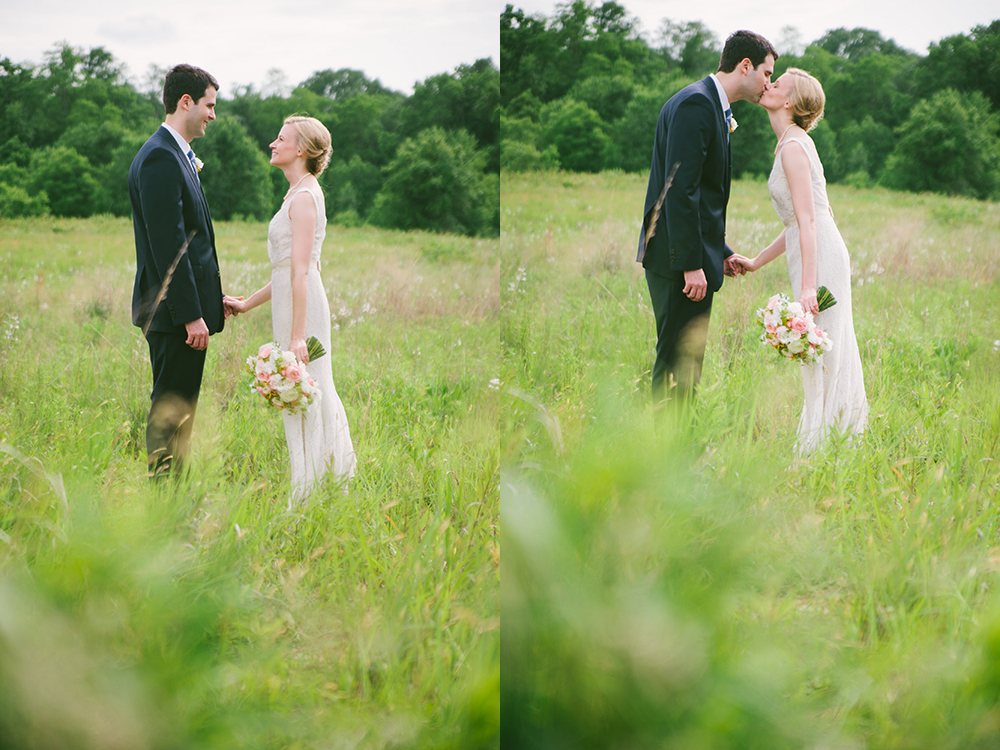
left=280, top=388, right=299, bottom=403
left=787, top=339, right=806, bottom=354
left=787, top=302, right=804, bottom=317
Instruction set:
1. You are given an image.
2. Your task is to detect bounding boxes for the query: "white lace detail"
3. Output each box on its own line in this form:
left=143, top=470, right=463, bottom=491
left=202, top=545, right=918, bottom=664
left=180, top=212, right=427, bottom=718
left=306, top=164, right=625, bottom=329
left=268, top=184, right=356, bottom=501
left=768, top=135, right=869, bottom=454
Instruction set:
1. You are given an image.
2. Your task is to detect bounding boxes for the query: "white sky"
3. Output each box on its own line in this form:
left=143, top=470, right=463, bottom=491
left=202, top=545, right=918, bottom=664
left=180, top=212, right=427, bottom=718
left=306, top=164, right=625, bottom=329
left=510, top=0, right=998, bottom=57
left=1, top=0, right=504, bottom=96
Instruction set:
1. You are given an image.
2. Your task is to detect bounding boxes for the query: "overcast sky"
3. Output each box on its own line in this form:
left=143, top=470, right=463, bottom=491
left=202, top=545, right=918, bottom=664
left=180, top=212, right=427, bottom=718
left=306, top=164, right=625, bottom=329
left=2, top=0, right=503, bottom=96
left=509, top=0, right=998, bottom=57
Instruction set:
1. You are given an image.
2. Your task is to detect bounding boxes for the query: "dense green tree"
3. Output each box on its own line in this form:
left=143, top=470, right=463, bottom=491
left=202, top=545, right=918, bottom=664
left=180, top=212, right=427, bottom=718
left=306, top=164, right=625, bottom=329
left=501, top=140, right=560, bottom=171
left=814, top=27, right=913, bottom=59
left=369, top=128, right=492, bottom=236
left=914, top=21, right=1000, bottom=110
left=302, top=68, right=391, bottom=100
left=729, top=99, right=778, bottom=179
left=608, top=77, right=691, bottom=173
left=838, top=115, right=895, bottom=181
left=324, top=154, right=383, bottom=222
left=0, top=183, right=48, bottom=217
left=399, top=59, right=499, bottom=173
left=196, top=117, right=273, bottom=220
left=0, top=59, right=37, bottom=147
left=101, top=131, right=151, bottom=217
left=29, top=146, right=99, bottom=217
left=541, top=98, right=609, bottom=172
left=880, top=89, right=1000, bottom=200
left=0, top=136, right=32, bottom=168
left=567, top=75, right=634, bottom=122
left=655, top=20, right=720, bottom=76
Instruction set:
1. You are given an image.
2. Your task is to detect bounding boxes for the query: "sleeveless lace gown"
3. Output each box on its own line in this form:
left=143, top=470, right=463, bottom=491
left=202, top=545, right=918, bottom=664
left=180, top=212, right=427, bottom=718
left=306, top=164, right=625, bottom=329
left=268, top=185, right=356, bottom=500
left=769, top=136, right=868, bottom=454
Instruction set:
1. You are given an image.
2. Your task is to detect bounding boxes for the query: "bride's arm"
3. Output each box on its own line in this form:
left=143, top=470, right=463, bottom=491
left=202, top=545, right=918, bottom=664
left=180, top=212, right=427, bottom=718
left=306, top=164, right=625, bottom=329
left=782, top=141, right=819, bottom=313
left=737, top=229, right=787, bottom=272
left=288, top=191, right=317, bottom=363
left=226, top=282, right=271, bottom=315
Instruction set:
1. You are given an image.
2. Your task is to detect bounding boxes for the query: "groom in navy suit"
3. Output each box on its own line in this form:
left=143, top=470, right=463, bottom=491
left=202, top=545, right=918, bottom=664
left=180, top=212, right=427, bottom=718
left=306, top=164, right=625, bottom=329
left=129, top=64, right=225, bottom=476
left=638, top=31, right=777, bottom=404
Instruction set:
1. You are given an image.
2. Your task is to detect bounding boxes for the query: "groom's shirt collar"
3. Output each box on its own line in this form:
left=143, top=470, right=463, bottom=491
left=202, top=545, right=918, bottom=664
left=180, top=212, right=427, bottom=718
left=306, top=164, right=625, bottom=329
left=708, top=73, right=730, bottom=114
left=161, top=122, right=194, bottom=157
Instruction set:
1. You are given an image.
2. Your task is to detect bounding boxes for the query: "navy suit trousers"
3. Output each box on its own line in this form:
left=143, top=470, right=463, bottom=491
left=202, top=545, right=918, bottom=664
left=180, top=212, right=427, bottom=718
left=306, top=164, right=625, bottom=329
left=145, top=331, right=206, bottom=474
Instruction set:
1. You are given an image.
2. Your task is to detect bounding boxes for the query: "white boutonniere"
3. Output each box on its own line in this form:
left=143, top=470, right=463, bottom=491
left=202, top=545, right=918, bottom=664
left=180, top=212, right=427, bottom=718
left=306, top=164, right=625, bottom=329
left=194, top=157, right=204, bottom=172
left=729, top=116, right=738, bottom=134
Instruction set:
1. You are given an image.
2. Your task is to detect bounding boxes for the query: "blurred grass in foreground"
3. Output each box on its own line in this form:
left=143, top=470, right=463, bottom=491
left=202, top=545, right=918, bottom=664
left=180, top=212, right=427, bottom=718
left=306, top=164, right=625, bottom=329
left=0, top=216, right=499, bottom=748
left=500, top=171, right=1000, bottom=748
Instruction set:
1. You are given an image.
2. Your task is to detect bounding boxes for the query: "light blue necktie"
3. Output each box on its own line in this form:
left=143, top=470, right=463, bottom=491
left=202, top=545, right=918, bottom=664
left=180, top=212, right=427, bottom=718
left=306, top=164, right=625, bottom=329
left=724, top=108, right=732, bottom=137
left=186, top=149, right=199, bottom=177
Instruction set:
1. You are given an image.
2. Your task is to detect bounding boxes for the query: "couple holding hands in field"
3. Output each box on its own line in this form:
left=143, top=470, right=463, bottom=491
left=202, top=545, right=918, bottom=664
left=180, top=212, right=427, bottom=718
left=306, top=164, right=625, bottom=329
left=128, top=64, right=355, bottom=502
left=638, top=30, right=869, bottom=455
left=128, top=35, right=865, bottom=503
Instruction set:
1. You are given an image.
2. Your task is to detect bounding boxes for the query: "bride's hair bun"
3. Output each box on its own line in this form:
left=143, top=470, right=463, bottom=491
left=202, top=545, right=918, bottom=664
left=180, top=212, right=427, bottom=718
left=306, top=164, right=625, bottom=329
left=785, top=68, right=825, bottom=132
left=284, top=114, right=332, bottom=176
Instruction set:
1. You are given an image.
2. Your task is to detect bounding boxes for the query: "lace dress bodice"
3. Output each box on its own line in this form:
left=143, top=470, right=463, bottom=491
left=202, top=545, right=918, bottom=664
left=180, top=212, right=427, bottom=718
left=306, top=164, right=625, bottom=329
left=268, top=186, right=325, bottom=268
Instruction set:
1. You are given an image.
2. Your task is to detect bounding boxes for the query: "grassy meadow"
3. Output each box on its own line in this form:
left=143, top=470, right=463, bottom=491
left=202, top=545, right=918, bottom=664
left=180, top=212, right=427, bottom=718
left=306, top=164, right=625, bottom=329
left=0, top=217, right=499, bottom=748
left=500, top=171, right=1000, bottom=747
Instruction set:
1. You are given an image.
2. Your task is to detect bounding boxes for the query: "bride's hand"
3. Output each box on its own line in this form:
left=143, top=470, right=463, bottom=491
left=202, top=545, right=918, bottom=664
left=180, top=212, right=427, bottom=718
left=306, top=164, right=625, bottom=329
left=799, top=287, right=819, bottom=315
left=733, top=255, right=757, bottom=273
left=223, top=295, right=245, bottom=317
left=290, top=337, right=309, bottom=364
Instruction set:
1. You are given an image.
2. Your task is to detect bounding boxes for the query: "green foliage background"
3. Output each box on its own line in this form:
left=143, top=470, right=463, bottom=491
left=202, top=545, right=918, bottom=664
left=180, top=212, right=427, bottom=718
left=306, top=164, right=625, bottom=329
left=501, top=2, right=1000, bottom=201
left=0, top=47, right=499, bottom=237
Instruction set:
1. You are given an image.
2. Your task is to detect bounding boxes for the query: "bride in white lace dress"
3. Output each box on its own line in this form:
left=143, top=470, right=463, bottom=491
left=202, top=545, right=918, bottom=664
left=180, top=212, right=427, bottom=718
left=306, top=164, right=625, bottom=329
left=225, top=116, right=356, bottom=499
left=734, top=69, right=868, bottom=454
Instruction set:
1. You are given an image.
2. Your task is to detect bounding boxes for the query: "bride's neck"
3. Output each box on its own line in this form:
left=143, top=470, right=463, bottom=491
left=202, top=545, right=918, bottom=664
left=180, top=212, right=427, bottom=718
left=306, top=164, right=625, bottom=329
left=768, top=111, right=795, bottom=140
left=283, top=167, right=310, bottom=187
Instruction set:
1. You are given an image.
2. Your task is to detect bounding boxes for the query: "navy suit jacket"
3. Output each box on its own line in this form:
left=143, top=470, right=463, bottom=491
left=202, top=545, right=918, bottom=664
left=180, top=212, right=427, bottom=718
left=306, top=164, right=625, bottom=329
left=128, top=126, right=224, bottom=335
left=637, top=76, right=733, bottom=292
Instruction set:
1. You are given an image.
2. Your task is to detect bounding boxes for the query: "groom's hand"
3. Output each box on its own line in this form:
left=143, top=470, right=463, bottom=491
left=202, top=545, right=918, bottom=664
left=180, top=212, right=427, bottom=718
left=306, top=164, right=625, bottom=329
left=682, top=269, right=708, bottom=302
left=185, top=317, right=210, bottom=350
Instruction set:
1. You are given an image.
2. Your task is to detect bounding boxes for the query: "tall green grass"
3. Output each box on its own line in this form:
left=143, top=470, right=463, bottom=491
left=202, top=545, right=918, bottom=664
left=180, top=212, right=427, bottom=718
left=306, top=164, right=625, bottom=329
left=0, top=216, right=499, bottom=748
left=500, top=170, right=1000, bottom=747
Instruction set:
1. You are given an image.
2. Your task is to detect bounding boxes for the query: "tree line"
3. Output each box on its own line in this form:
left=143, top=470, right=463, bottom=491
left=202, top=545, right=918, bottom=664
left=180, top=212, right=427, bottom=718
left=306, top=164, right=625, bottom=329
left=0, top=44, right=499, bottom=237
left=501, top=2, right=1000, bottom=201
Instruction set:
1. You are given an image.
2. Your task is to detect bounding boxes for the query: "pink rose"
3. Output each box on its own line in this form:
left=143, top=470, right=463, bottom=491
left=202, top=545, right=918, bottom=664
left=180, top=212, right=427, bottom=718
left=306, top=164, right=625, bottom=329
left=790, top=316, right=808, bottom=334
left=283, top=365, right=302, bottom=383
left=767, top=295, right=781, bottom=310
left=258, top=343, right=273, bottom=359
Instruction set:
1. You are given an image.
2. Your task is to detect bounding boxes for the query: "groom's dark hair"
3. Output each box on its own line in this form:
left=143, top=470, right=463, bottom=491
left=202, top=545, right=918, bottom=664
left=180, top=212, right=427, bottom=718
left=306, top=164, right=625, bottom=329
left=163, top=64, right=220, bottom=114
left=718, top=30, right=778, bottom=73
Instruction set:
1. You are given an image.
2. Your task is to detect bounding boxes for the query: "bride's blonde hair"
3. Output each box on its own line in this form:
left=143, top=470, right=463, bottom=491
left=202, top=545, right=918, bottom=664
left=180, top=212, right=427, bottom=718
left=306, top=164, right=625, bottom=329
left=284, top=115, right=332, bottom=176
left=784, top=68, right=825, bottom=132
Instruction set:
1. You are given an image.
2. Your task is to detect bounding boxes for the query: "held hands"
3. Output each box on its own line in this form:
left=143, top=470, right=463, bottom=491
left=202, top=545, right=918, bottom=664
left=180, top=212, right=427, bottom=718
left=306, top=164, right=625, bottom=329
left=725, top=254, right=751, bottom=277
left=223, top=295, right=245, bottom=317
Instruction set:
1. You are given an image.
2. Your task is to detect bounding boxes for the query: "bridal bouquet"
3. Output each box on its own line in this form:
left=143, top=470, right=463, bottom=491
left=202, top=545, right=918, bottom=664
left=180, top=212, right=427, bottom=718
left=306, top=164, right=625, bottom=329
left=246, top=337, right=325, bottom=415
left=756, top=287, right=836, bottom=365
